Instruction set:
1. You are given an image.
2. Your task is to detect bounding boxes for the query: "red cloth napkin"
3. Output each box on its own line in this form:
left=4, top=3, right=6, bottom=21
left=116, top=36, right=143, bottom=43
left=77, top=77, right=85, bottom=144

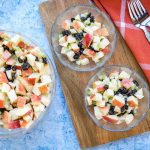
left=92, top=0, right=150, bottom=82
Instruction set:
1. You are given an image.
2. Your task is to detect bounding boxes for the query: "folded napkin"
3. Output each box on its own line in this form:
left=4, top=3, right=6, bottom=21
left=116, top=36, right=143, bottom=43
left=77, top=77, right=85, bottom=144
left=92, top=0, right=150, bottom=82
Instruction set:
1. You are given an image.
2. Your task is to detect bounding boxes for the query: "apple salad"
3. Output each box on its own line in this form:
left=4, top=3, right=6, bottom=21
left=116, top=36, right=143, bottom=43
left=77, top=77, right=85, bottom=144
left=0, top=32, right=53, bottom=129
left=86, top=70, right=144, bottom=125
left=59, top=12, right=110, bottom=65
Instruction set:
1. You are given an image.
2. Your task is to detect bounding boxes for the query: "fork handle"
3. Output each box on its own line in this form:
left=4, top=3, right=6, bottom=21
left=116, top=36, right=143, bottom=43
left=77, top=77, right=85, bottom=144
left=139, top=26, right=150, bottom=43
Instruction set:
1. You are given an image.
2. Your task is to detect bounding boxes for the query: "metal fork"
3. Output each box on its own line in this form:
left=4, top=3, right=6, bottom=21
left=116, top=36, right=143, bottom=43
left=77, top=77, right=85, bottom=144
left=128, top=0, right=150, bottom=42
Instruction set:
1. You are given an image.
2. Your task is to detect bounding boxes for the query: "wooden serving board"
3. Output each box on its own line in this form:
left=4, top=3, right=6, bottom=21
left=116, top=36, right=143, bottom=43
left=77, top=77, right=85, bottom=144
left=39, top=0, right=150, bottom=148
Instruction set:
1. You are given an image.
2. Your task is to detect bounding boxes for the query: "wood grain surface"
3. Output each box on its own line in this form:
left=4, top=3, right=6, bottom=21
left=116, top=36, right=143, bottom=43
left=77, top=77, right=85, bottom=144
left=39, top=0, right=150, bottom=148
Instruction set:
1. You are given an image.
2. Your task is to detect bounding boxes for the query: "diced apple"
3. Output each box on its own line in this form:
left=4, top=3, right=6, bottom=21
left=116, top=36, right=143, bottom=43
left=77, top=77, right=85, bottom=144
left=7, top=89, right=17, bottom=104
left=10, top=35, right=22, bottom=45
left=97, top=84, right=105, bottom=92
left=122, top=78, right=133, bottom=89
left=0, top=58, right=5, bottom=67
left=70, top=43, right=79, bottom=52
left=35, top=61, right=44, bottom=71
left=62, top=20, right=71, bottom=30
left=99, top=37, right=110, bottom=49
left=32, top=83, right=41, bottom=96
left=125, top=114, right=134, bottom=124
left=99, top=107, right=109, bottom=115
left=38, top=83, right=49, bottom=94
left=103, top=115, right=119, bottom=124
left=26, top=53, right=36, bottom=67
left=1, top=83, right=11, bottom=93
left=112, top=95, right=125, bottom=108
left=80, top=58, right=89, bottom=65
left=83, top=49, right=95, bottom=58
left=119, top=71, right=130, bottom=79
left=28, top=73, right=40, bottom=85
left=31, top=94, right=41, bottom=106
left=127, top=96, right=138, bottom=108
left=9, top=104, right=32, bottom=120
left=20, top=120, right=29, bottom=128
left=94, top=106, right=102, bottom=120
left=22, top=67, right=33, bottom=77
left=66, top=51, right=75, bottom=62
left=5, top=70, right=12, bottom=80
left=59, top=36, right=68, bottom=47
left=92, top=51, right=104, bottom=63
left=6, top=57, right=16, bottom=66
left=2, top=50, right=11, bottom=61
left=40, top=64, right=51, bottom=75
left=40, top=75, right=52, bottom=85
left=17, top=96, right=26, bottom=108
left=73, top=21, right=85, bottom=31
left=82, top=33, right=93, bottom=47
left=2, top=111, right=11, bottom=123
left=33, top=103, right=45, bottom=113
left=16, top=83, right=26, bottom=96
left=0, top=93, right=5, bottom=108
left=100, top=28, right=109, bottom=36
left=18, top=76, right=33, bottom=92
left=134, top=88, right=144, bottom=99
left=0, top=72, right=8, bottom=83
left=67, top=35, right=76, bottom=43
left=8, top=120, right=20, bottom=129
left=41, top=95, right=50, bottom=107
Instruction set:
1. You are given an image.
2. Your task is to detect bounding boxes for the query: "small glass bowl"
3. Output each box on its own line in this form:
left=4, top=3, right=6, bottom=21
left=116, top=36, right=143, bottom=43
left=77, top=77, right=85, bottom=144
left=50, top=4, right=116, bottom=72
left=0, top=30, right=56, bottom=138
left=84, top=65, right=150, bottom=131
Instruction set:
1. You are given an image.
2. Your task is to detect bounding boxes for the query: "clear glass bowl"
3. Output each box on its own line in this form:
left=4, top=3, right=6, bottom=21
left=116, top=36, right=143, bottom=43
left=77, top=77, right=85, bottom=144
left=0, top=30, right=56, bottom=138
left=50, top=4, right=117, bottom=72
left=84, top=65, right=150, bottom=131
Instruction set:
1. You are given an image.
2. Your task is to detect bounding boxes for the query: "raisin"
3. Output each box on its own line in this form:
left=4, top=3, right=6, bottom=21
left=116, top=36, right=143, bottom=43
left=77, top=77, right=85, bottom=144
left=133, top=80, right=139, bottom=86
left=42, top=57, right=48, bottom=64
left=18, top=57, right=24, bottom=63
left=81, top=17, right=87, bottom=22
left=87, top=13, right=91, bottom=18
left=129, top=110, right=134, bottom=115
left=62, top=30, right=71, bottom=36
left=12, top=65, right=17, bottom=71
left=90, top=16, right=95, bottom=22
left=104, top=85, right=109, bottom=90
left=78, top=42, right=82, bottom=48
left=22, top=62, right=30, bottom=70
left=73, top=54, right=80, bottom=59
left=2, top=44, right=9, bottom=51
left=71, top=18, right=75, bottom=22
left=5, top=65, right=12, bottom=71
left=108, top=106, right=115, bottom=115
left=35, top=57, right=39, bottom=61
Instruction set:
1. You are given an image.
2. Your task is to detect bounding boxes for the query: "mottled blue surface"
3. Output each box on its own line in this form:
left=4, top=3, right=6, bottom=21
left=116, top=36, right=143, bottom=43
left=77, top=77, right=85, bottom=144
left=0, top=0, right=150, bottom=149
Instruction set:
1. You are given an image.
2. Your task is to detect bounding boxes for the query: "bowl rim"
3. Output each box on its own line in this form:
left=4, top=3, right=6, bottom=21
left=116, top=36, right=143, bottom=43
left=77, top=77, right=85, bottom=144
left=0, top=29, right=56, bottom=137
left=50, top=4, right=117, bottom=72
left=84, top=64, right=150, bottom=132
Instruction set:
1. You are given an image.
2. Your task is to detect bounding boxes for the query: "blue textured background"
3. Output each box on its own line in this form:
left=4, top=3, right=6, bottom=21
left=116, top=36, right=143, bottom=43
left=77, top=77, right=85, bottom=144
left=0, top=0, right=150, bottom=149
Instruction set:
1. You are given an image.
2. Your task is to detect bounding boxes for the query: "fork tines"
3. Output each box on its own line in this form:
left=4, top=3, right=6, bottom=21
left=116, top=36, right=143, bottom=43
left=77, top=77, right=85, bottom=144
left=128, top=0, right=148, bottom=22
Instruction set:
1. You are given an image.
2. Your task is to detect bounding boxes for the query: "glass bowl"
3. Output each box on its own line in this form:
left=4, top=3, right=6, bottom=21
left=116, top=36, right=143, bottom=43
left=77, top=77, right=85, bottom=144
left=50, top=4, right=117, bottom=72
left=0, top=30, right=56, bottom=138
left=84, top=65, right=150, bottom=131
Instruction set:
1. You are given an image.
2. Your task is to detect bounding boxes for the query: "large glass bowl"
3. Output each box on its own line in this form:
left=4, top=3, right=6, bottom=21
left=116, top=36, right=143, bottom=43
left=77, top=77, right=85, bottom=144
left=0, top=30, right=56, bottom=138
left=84, top=65, right=150, bottom=131
left=50, top=4, right=116, bottom=72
